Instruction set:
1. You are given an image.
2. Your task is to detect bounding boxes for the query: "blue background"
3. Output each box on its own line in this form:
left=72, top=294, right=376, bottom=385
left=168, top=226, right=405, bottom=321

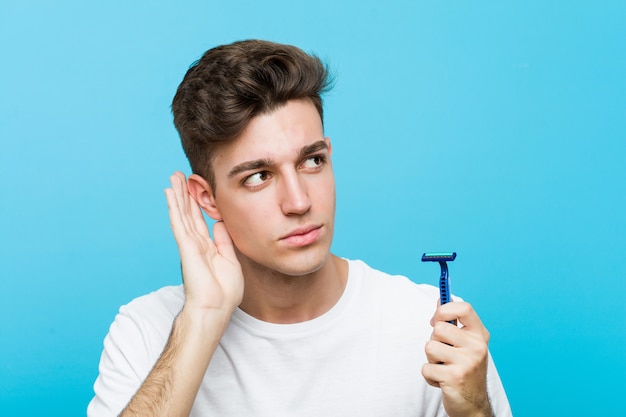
left=1, top=1, right=624, bottom=416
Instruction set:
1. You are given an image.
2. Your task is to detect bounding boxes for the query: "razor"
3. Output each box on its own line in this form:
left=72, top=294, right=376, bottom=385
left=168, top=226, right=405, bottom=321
left=422, top=252, right=457, bottom=324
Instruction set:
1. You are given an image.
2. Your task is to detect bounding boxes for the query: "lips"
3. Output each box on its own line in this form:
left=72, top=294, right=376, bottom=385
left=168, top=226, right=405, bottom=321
left=279, top=225, right=323, bottom=247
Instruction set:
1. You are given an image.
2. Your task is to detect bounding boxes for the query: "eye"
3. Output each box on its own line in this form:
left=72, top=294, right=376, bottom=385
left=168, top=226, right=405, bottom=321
left=301, top=155, right=326, bottom=169
left=243, top=171, right=271, bottom=187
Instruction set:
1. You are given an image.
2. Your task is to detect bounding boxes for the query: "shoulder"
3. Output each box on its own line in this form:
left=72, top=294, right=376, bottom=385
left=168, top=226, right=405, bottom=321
left=120, top=285, right=185, bottom=317
left=345, top=259, right=441, bottom=321
left=89, top=286, right=185, bottom=416
left=106, top=285, right=185, bottom=353
left=117, top=285, right=185, bottom=330
left=343, top=259, right=439, bottom=342
left=346, top=258, right=439, bottom=301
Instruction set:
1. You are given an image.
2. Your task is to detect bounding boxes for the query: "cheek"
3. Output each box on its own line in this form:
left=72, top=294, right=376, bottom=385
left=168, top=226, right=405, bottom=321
left=313, top=175, right=336, bottom=208
left=222, top=203, right=272, bottom=244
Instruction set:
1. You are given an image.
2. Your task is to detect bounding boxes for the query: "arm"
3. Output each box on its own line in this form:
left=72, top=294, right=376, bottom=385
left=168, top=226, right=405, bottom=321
left=422, top=302, right=494, bottom=417
left=119, top=172, right=244, bottom=417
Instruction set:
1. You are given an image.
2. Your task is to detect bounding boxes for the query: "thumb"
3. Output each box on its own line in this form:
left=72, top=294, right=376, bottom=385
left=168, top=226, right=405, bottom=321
left=212, top=221, right=237, bottom=262
left=430, top=298, right=442, bottom=327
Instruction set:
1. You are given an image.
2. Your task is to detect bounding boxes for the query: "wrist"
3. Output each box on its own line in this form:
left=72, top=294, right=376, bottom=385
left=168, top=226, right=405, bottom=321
left=177, top=303, right=233, bottom=336
left=448, top=393, right=493, bottom=417
left=178, top=304, right=232, bottom=329
left=471, top=401, right=494, bottom=417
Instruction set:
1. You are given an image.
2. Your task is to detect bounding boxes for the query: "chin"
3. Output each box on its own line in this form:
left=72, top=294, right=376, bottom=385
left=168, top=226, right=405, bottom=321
left=280, top=253, right=330, bottom=277
left=239, top=245, right=332, bottom=278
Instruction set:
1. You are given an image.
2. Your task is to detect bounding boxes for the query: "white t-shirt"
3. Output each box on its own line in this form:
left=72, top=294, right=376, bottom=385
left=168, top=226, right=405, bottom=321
left=88, top=259, right=512, bottom=416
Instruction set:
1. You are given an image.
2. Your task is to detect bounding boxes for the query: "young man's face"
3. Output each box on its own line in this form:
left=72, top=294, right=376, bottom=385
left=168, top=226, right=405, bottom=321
left=204, top=99, right=336, bottom=277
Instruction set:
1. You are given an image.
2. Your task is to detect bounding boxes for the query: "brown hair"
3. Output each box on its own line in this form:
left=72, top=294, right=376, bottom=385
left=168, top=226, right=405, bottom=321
left=171, top=39, right=333, bottom=191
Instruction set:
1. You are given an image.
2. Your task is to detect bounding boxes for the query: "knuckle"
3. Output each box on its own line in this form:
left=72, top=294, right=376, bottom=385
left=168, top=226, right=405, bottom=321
left=475, top=342, right=489, bottom=358
left=448, top=366, right=467, bottom=384
left=468, top=339, right=489, bottom=361
left=433, top=321, right=448, bottom=334
left=424, top=340, right=437, bottom=356
left=459, top=302, right=473, bottom=316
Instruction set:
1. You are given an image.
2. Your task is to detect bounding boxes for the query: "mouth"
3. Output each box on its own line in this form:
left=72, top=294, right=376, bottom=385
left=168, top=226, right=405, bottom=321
left=279, top=225, right=323, bottom=247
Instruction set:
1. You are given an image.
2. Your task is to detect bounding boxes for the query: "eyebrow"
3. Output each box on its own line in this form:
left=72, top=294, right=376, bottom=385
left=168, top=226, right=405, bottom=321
left=227, top=140, right=328, bottom=179
left=298, top=140, right=328, bottom=159
left=227, top=158, right=272, bottom=179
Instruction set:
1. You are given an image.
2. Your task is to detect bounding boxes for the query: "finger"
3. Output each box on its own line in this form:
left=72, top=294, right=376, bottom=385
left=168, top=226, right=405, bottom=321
left=422, top=363, right=445, bottom=388
left=433, top=302, right=486, bottom=333
left=431, top=304, right=491, bottom=354
left=165, top=186, right=187, bottom=243
left=171, top=173, right=188, bottom=214
left=212, top=221, right=238, bottom=263
left=431, top=320, right=461, bottom=347
left=424, top=338, right=457, bottom=365
left=166, top=173, right=197, bottom=244
left=171, top=172, right=196, bottom=234
left=176, top=171, right=192, bottom=219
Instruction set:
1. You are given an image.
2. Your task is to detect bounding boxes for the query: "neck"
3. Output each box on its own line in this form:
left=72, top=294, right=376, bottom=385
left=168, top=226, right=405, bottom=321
left=238, top=254, right=348, bottom=324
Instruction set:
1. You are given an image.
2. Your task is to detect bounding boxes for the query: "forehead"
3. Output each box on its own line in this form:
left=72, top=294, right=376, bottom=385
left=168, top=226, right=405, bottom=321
left=213, top=100, right=325, bottom=170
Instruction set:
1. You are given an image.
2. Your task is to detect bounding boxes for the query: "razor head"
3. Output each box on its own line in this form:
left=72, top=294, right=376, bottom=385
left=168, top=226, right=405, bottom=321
left=421, top=252, right=457, bottom=262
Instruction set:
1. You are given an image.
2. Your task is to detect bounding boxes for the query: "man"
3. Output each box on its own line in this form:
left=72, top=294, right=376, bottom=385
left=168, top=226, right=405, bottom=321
left=88, top=39, right=511, bottom=417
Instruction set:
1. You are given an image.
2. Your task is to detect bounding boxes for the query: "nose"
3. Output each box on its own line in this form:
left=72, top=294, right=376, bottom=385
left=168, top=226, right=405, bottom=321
left=279, top=172, right=312, bottom=215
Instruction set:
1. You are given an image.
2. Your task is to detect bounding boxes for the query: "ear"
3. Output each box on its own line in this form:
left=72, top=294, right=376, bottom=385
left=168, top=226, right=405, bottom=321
left=187, top=174, right=222, bottom=221
left=325, top=136, right=333, bottom=157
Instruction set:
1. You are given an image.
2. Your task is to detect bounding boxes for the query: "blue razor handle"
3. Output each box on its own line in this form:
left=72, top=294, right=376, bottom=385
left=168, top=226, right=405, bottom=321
left=422, top=252, right=457, bottom=325
left=438, top=261, right=452, bottom=305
